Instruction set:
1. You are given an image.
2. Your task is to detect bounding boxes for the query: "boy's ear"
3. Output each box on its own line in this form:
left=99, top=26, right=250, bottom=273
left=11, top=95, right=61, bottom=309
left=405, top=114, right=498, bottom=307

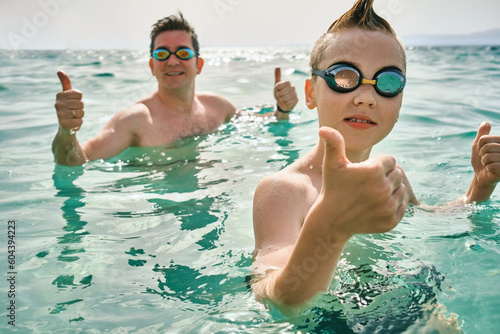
left=305, top=78, right=317, bottom=110
left=196, top=57, right=204, bottom=74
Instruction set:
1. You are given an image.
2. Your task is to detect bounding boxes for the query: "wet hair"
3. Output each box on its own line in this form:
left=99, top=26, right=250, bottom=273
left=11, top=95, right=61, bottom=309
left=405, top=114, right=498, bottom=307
left=309, top=0, right=405, bottom=70
left=149, top=12, right=200, bottom=57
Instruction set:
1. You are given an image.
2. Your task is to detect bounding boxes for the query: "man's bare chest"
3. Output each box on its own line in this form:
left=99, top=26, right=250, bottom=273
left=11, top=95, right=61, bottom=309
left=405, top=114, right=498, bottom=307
left=138, top=112, right=225, bottom=146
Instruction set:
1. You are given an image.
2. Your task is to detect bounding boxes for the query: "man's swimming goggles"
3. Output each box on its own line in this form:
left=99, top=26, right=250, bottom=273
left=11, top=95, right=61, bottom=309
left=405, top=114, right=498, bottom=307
left=312, top=63, right=406, bottom=97
left=152, top=48, right=196, bottom=61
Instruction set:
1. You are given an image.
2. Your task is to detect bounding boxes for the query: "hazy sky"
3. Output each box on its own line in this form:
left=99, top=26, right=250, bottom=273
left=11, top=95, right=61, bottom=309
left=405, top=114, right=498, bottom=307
left=1, top=0, right=500, bottom=50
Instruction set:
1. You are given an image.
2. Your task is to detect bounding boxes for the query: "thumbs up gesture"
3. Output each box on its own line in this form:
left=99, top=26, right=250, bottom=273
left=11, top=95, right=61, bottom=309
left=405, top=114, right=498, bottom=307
left=54, top=71, right=84, bottom=134
left=274, top=67, right=298, bottom=113
left=317, top=126, right=407, bottom=237
left=465, top=121, right=500, bottom=203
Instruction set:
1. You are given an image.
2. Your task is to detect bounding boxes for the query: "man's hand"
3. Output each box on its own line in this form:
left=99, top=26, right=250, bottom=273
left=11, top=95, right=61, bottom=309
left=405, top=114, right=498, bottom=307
left=55, top=71, right=84, bottom=134
left=274, top=67, right=298, bottom=113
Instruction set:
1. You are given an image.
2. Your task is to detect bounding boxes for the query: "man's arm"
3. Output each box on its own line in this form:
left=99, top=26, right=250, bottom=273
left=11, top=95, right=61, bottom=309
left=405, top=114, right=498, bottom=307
left=251, top=127, right=408, bottom=314
left=273, top=67, right=298, bottom=120
left=232, top=67, right=298, bottom=121
left=52, top=71, right=88, bottom=166
left=52, top=71, right=138, bottom=166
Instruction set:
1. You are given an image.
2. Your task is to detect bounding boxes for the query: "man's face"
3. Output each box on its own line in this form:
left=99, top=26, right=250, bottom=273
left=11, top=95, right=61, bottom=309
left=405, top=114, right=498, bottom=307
left=149, top=30, right=202, bottom=91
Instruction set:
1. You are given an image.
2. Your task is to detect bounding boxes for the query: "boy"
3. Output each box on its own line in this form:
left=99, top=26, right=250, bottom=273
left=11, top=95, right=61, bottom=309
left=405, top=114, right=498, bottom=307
left=251, top=0, right=500, bottom=315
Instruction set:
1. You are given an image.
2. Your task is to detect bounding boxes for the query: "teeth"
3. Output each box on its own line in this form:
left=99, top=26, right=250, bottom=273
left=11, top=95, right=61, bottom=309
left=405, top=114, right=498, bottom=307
left=166, top=72, right=183, bottom=76
left=346, top=118, right=373, bottom=124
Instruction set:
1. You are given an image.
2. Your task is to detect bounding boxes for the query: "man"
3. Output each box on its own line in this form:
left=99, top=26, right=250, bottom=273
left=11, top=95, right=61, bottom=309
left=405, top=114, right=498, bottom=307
left=52, top=13, right=298, bottom=166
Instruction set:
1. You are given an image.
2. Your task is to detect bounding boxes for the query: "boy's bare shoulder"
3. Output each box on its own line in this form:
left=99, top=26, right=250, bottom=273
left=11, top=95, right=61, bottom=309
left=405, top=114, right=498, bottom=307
left=258, top=166, right=310, bottom=191
left=255, top=163, right=318, bottom=209
left=253, top=163, right=319, bottom=236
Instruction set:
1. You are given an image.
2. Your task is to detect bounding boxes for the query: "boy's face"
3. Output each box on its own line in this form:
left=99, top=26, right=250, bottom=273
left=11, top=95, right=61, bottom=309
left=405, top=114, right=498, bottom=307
left=306, top=28, right=405, bottom=156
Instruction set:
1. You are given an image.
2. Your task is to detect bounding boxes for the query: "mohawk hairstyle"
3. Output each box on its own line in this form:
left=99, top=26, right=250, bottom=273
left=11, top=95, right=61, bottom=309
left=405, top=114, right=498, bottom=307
left=309, top=0, right=405, bottom=70
left=328, top=0, right=395, bottom=35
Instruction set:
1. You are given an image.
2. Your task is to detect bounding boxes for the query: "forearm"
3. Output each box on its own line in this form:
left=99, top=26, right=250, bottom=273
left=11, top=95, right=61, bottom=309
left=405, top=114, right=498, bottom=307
left=251, top=269, right=315, bottom=317
left=52, top=127, right=88, bottom=166
left=252, top=241, right=346, bottom=316
left=274, top=219, right=348, bottom=307
left=253, top=211, right=350, bottom=309
left=464, top=175, right=496, bottom=204
left=274, top=109, right=290, bottom=121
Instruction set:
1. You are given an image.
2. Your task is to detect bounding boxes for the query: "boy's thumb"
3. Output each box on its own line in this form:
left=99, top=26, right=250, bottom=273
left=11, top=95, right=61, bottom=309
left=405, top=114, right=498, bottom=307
left=319, top=126, right=350, bottom=168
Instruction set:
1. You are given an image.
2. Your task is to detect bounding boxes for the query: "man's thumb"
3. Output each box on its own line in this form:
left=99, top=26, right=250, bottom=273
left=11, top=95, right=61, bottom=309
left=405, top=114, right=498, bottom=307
left=57, top=70, right=72, bottom=91
left=319, top=126, right=349, bottom=168
left=275, top=67, right=281, bottom=83
left=474, top=121, right=491, bottom=144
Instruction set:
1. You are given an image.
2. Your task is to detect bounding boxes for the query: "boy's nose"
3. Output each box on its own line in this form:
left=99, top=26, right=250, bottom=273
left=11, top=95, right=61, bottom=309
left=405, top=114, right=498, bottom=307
left=353, top=84, right=377, bottom=108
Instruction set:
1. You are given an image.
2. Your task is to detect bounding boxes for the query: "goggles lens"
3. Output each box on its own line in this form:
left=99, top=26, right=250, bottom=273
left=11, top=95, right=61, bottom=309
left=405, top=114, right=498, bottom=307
left=312, top=63, right=406, bottom=97
left=152, top=48, right=196, bottom=61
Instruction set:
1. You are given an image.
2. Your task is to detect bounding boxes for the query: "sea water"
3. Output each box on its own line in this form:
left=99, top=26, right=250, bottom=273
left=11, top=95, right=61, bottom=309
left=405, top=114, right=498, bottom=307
left=0, top=45, right=500, bottom=333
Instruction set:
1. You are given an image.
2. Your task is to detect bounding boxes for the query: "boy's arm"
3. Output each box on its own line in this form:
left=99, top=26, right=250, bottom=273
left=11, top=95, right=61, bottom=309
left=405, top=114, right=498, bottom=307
left=397, top=163, right=419, bottom=205
left=464, top=122, right=500, bottom=203
left=251, top=127, right=408, bottom=314
left=407, top=122, right=499, bottom=210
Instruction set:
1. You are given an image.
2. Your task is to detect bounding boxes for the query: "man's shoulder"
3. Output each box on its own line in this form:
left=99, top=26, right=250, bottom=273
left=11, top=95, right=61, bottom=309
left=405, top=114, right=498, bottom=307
left=196, top=91, right=226, bottom=100
left=115, top=102, right=151, bottom=118
left=106, top=102, right=152, bottom=131
left=197, top=91, right=237, bottom=119
left=197, top=91, right=235, bottom=108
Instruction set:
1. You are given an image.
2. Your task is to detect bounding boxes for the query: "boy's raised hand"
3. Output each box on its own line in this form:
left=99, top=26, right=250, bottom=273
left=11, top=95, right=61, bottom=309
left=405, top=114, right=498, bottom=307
left=318, top=126, right=407, bottom=238
left=55, top=71, right=84, bottom=134
left=467, top=122, right=500, bottom=202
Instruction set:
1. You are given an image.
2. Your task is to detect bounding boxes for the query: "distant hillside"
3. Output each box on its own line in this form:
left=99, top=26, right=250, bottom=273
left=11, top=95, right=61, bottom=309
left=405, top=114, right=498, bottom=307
left=402, top=28, right=500, bottom=46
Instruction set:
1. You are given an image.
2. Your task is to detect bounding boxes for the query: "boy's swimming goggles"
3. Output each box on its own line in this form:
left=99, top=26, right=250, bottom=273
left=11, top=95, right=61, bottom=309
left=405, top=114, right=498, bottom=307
left=312, top=63, right=406, bottom=97
left=152, top=48, right=196, bottom=61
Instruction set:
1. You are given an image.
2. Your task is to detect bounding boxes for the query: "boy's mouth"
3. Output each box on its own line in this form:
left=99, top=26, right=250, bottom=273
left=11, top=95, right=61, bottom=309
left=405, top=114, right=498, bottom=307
left=344, top=117, right=376, bottom=129
left=344, top=117, right=376, bottom=124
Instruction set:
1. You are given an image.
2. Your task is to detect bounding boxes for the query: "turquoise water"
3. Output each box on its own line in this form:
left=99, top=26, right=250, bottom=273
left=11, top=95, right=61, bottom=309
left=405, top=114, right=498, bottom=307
left=1, top=45, right=500, bottom=333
